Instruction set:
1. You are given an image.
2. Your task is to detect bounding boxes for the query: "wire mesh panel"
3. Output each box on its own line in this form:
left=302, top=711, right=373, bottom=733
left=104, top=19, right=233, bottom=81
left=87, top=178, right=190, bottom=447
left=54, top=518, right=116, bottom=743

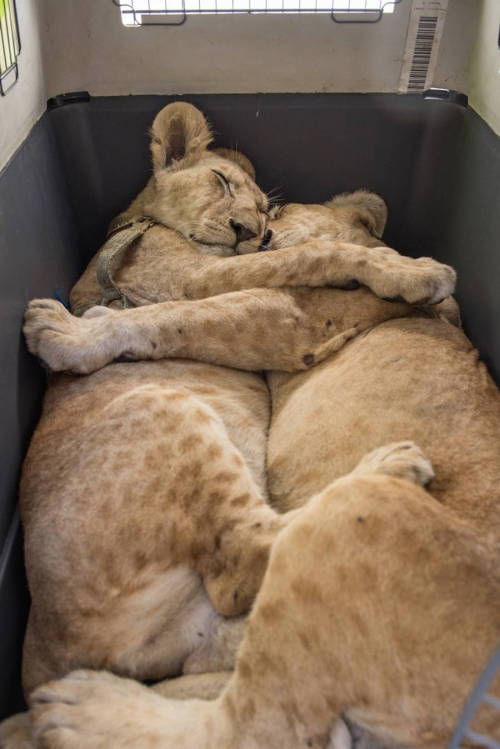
left=450, top=648, right=500, bottom=749
left=0, top=0, right=20, bottom=95
left=112, top=0, right=399, bottom=25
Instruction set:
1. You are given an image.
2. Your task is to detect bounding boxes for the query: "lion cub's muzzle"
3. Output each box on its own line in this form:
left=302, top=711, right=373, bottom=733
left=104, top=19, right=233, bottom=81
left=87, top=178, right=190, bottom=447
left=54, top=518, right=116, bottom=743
left=230, top=219, right=259, bottom=245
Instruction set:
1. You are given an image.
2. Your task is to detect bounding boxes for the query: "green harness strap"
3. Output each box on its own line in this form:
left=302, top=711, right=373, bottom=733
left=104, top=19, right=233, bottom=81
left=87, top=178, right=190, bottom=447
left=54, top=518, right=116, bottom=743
left=73, top=216, right=157, bottom=317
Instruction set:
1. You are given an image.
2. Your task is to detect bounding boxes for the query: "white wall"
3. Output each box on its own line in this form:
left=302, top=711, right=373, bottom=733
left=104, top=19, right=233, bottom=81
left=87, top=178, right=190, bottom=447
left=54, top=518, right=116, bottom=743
left=40, top=0, right=476, bottom=97
left=0, top=0, right=46, bottom=171
left=0, top=0, right=492, bottom=172
left=468, top=0, right=500, bottom=135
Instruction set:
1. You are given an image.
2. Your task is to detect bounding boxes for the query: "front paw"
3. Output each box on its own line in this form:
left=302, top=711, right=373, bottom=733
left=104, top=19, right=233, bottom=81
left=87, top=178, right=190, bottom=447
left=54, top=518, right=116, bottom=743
left=31, top=670, right=214, bottom=748
left=0, top=711, right=33, bottom=748
left=368, top=250, right=456, bottom=305
left=352, top=441, right=434, bottom=488
left=23, top=300, right=116, bottom=374
left=31, top=671, right=162, bottom=748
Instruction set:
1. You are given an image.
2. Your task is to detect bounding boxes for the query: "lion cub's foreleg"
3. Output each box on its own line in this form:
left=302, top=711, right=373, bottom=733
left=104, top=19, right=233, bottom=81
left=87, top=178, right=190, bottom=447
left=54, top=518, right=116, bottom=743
left=24, top=289, right=415, bottom=376
left=23, top=292, right=337, bottom=375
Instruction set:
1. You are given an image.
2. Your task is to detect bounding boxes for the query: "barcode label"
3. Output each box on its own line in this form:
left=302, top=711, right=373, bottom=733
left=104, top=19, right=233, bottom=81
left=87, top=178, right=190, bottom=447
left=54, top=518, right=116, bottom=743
left=399, top=0, right=448, bottom=93
left=408, top=15, right=438, bottom=90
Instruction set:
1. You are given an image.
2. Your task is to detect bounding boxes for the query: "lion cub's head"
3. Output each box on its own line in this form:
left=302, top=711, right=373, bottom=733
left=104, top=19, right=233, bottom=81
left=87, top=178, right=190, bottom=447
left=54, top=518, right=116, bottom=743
left=117, top=103, right=269, bottom=256
left=237, top=190, right=388, bottom=254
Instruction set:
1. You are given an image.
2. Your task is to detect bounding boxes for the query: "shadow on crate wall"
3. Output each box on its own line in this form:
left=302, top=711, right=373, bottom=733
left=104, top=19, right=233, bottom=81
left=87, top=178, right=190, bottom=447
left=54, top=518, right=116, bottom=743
left=0, top=114, right=83, bottom=717
left=438, top=108, right=500, bottom=385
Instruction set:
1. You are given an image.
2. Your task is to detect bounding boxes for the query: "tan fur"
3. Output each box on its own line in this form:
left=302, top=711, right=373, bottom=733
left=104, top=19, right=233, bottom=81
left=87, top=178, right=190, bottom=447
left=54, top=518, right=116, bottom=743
left=27, top=210, right=500, bottom=747
left=0, top=713, right=32, bottom=749
left=24, top=211, right=456, bottom=376
left=12, top=104, right=499, bottom=747
left=28, top=451, right=500, bottom=748
left=16, top=103, right=286, bottom=700
left=152, top=672, right=232, bottom=700
left=20, top=104, right=444, bottom=700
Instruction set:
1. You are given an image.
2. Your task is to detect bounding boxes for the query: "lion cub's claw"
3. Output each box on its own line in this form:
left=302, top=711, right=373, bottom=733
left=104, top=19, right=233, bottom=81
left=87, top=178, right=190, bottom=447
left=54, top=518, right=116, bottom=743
left=352, top=441, right=435, bottom=488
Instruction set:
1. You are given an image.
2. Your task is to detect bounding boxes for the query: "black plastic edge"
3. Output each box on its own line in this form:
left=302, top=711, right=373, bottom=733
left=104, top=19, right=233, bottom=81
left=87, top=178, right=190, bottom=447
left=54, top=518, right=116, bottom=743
left=47, top=91, right=91, bottom=110
left=45, top=89, right=470, bottom=111
left=423, top=88, right=468, bottom=108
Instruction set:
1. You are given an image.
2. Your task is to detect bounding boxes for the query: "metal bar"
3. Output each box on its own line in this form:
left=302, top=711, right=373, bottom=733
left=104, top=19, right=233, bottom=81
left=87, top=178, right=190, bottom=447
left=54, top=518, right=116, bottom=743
left=332, top=0, right=402, bottom=23
left=483, top=695, right=500, bottom=711
left=449, top=647, right=500, bottom=749
left=116, top=4, right=391, bottom=11
left=113, top=0, right=399, bottom=20
left=464, top=731, right=500, bottom=749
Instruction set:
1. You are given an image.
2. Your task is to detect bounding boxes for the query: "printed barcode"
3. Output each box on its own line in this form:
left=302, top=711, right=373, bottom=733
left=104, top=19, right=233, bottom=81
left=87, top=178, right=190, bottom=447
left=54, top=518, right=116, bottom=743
left=407, top=14, right=438, bottom=91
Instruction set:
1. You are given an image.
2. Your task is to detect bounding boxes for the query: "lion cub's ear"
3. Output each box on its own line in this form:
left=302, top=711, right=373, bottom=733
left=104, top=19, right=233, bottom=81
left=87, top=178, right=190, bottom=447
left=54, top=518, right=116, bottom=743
left=211, top=148, right=257, bottom=181
left=325, top=190, right=388, bottom=239
left=150, top=102, right=213, bottom=172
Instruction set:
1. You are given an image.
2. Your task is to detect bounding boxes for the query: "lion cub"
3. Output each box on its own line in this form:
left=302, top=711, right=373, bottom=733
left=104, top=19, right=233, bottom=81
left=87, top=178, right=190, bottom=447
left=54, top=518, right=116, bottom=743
left=18, top=99, right=456, bottom=708
left=26, top=192, right=500, bottom=749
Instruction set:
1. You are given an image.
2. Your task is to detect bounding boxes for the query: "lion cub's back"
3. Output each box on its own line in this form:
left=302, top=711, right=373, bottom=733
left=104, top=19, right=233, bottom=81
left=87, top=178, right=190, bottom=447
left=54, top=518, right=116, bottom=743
left=267, top=317, right=500, bottom=533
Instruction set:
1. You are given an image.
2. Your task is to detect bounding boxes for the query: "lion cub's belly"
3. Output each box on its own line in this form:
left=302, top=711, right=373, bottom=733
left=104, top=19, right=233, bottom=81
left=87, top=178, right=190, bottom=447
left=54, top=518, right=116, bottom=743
left=267, top=317, right=500, bottom=530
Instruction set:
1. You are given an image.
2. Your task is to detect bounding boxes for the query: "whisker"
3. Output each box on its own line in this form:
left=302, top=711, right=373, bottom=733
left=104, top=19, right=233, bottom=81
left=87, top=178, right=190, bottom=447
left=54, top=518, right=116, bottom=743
left=266, top=186, right=284, bottom=200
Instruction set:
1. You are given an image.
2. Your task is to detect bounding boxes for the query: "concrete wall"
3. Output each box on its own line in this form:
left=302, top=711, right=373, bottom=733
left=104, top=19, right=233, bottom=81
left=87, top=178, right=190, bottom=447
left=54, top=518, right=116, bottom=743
left=39, top=0, right=476, bottom=97
left=468, top=0, right=500, bottom=135
left=0, top=0, right=46, bottom=171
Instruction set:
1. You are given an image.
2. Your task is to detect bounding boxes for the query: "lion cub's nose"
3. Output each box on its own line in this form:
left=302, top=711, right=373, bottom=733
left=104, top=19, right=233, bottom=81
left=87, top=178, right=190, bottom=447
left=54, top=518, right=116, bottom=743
left=259, top=229, right=273, bottom=251
left=230, top=220, right=258, bottom=244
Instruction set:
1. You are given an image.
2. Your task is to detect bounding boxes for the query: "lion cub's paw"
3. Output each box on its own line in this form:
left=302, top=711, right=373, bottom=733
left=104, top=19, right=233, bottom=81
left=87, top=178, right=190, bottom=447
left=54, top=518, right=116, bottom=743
left=0, top=711, right=33, bottom=748
left=31, top=670, right=215, bottom=748
left=31, top=671, right=169, bottom=748
left=23, top=299, right=117, bottom=374
left=368, top=249, right=456, bottom=305
left=352, top=441, right=434, bottom=488
left=410, top=257, right=457, bottom=305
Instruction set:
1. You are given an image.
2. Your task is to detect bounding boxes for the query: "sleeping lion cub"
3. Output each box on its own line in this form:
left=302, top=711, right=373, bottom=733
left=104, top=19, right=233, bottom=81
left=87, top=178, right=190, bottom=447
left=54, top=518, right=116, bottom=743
left=23, top=189, right=500, bottom=747
left=18, top=103, right=454, bottom=699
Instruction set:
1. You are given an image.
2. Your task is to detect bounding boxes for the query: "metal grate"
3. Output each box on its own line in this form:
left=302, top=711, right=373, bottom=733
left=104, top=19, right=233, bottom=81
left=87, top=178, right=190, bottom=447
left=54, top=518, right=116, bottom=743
left=0, top=0, right=20, bottom=95
left=112, top=0, right=400, bottom=26
left=449, top=648, right=500, bottom=749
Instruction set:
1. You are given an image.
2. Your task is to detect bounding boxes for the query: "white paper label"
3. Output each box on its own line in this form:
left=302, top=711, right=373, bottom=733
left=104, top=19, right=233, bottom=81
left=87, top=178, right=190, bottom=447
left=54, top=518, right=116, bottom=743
left=399, top=0, right=448, bottom=93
